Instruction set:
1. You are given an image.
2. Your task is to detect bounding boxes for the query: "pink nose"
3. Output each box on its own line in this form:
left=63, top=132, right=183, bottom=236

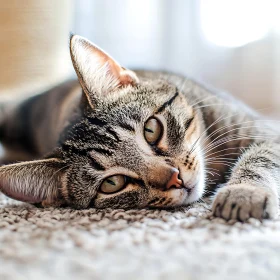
left=166, top=168, right=183, bottom=189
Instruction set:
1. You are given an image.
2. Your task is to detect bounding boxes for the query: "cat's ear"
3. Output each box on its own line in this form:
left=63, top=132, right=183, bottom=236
left=0, top=158, right=66, bottom=206
left=70, top=34, right=139, bottom=107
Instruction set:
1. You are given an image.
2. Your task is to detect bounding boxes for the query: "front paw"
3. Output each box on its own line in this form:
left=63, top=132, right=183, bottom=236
left=212, top=184, right=278, bottom=221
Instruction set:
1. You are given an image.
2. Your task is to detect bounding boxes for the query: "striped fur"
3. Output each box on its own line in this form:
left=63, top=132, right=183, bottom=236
left=0, top=35, right=279, bottom=221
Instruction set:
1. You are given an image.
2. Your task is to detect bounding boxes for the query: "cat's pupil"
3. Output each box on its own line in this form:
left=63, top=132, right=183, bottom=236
left=100, top=175, right=126, bottom=194
left=144, top=117, right=162, bottom=144
left=106, top=179, right=116, bottom=185
left=145, top=128, right=154, bottom=133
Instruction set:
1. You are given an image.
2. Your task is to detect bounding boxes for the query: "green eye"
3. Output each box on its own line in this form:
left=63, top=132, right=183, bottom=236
left=144, top=117, right=162, bottom=144
left=100, top=175, right=126, bottom=194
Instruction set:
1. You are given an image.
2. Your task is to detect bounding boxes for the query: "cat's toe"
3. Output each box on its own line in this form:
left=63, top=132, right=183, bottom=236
left=212, top=184, right=278, bottom=221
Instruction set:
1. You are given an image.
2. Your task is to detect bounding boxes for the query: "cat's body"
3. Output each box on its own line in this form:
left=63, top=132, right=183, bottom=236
left=0, top=80, right=82, bottom=162
left=0, top=35, right=279, bottom=221
left=0, top=72, right=265, bottom=165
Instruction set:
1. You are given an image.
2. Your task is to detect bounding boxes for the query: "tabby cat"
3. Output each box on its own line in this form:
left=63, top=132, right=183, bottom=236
left=0, top=35, right=279, bottom=221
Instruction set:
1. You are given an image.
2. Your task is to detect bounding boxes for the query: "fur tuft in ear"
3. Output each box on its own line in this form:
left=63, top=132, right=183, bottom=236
left=69, top=34, right=139, bottom=107
left=0, top=158, right=66, bottom=206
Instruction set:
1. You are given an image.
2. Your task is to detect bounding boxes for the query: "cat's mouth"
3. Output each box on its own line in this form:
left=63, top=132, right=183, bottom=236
left=184, top=177, right=205, bottom=205
left=176, top=168, right=196, bottom=191
left=184, top=184, right=196, bottom=194
left=178, top=172, right=196, bottom=194
left=166, top=181, right=195, bottom=194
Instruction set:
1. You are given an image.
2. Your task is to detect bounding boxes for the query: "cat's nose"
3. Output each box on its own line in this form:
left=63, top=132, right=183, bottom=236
left=165, top=168, right=183, bottom=189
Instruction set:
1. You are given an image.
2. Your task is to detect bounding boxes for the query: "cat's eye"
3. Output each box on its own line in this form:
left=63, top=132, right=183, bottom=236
left=144, top=117, right=162, bottom=144
left=100, top=175, right=126, bottom=194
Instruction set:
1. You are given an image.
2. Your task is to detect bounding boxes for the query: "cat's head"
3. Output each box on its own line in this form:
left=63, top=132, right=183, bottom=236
left=0, top=35, right=206, bottom=209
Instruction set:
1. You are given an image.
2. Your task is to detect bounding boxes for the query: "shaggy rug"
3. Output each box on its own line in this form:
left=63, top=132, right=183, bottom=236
left=0, top=194, right=280, bottom=280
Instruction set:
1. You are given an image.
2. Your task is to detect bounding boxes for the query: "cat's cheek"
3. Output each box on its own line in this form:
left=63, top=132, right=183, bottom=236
left=148, top=188, right=189, bottom=207
left=60, top=165, right=100, bottom=209
left=93, top=184, right=149, bottom=209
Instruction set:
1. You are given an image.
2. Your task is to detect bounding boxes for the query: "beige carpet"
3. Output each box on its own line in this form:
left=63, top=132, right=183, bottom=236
left=0, top=194, right=280, bottom=280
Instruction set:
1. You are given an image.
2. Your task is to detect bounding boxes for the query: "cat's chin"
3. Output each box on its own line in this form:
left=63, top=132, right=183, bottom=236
left=183, top=174, right=205, bottom=205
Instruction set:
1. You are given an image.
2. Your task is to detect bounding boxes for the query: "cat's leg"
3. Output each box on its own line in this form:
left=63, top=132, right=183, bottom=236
left=212, top=142, right=280, bottom=221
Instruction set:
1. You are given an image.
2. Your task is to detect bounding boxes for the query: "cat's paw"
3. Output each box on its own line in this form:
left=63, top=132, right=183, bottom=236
left=212, top=184, right=278, bottom=221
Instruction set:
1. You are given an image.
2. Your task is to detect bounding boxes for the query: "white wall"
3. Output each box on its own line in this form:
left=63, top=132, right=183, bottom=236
left=73, top=0, right=280, bottom=114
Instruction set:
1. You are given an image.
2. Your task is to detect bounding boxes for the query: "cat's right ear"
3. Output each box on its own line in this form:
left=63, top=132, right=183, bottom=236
left=0, top=158, right=67, bottom=206
left=69, top=34, right=139, bottom=108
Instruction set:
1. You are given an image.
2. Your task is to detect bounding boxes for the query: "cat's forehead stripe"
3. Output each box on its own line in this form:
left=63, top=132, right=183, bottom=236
left=156, top=90, right=179, bottom=114
left=87, top=117, right=108, bottom=127
left=90, top=157, right=106, bottom=171
left=106, top=127, right=120, bottom=142
left=91, top=147, right=113, bottom=156
left=115, top=120, right=135, bottom=132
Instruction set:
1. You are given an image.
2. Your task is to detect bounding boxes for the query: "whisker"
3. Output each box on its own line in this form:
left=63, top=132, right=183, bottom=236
left=189, top=95, right=217, bottom=107
left=190, top=117, right=280, bottom=156
left=203, top=124, right=279, bottom=152
left=195, top=104, right=224, bottom=109
left=203, top=134, right=276, bottom=155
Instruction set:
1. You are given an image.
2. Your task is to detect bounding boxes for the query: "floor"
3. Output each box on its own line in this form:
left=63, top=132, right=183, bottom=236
left=0, top=194, right=280, bottom=280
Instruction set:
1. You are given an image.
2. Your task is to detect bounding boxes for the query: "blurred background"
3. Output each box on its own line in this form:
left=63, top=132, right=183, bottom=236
left=1, top=0, right=280, bottom=114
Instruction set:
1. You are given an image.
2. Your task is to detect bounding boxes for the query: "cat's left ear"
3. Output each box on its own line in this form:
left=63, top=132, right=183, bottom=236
left=0, top=158, right=66, bottom=206
left=70, top=34, right=139, bottom=107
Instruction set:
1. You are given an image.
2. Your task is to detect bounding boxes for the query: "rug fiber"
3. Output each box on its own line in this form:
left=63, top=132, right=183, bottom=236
left=0, top=194, right=280, bottom=280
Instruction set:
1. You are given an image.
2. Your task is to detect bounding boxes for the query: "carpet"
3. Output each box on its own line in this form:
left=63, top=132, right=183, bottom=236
left=0, top=194, right=280, bottom=280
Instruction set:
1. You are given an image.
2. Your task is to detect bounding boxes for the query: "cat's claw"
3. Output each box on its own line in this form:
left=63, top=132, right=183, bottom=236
left=212, top=184, right=278, bottom=221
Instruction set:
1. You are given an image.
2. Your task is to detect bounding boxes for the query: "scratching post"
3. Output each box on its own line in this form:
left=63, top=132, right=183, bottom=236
left=0, top=0, right=73, bottom=100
